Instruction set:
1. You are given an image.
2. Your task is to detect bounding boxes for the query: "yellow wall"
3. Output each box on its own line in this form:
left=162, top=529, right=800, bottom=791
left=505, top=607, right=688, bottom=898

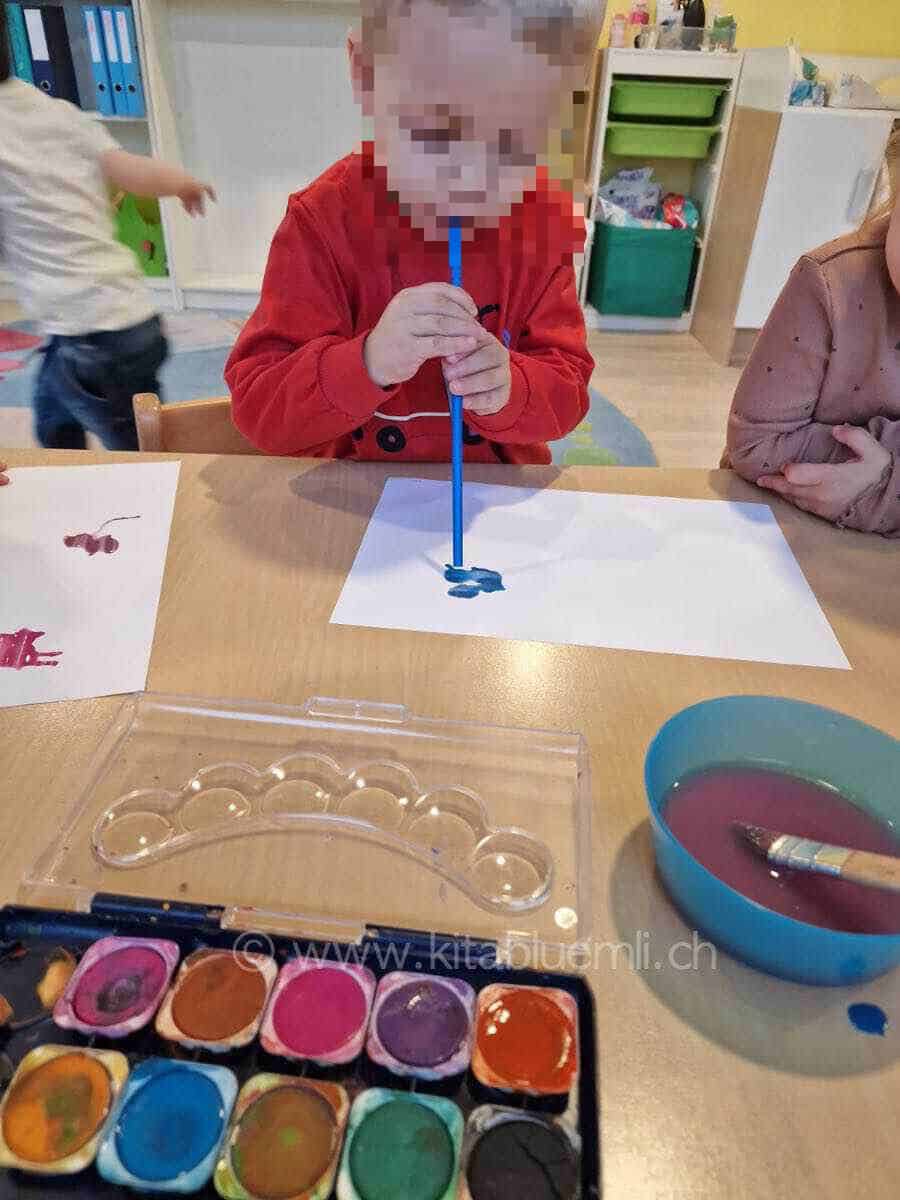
left=600, top=2, right=900, bottom=58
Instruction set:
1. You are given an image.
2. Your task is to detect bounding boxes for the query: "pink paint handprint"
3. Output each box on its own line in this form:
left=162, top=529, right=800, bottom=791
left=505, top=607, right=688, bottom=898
left=0, top=629, right=62, bottom=669
left=64, top=515, right=140, bottom=556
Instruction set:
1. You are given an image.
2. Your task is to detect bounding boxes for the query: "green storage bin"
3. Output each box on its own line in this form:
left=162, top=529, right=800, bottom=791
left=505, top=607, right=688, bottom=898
left=588, top=223, right=695, bottom=318
left=606, top=121, right=719, bottom=159
left=609, top=80, right=727, bottom=121
left=114, top=193, right=169, bottom=278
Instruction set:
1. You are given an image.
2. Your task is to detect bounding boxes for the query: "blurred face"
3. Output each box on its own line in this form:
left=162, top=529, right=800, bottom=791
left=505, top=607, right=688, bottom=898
left=354, top=1, right=580, bottom=237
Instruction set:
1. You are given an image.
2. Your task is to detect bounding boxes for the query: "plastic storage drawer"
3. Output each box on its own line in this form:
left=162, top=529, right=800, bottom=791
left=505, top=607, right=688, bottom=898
left=587, top=223, right=696, bottom=318
left=605, top=121, right=719, bottom=159
left=609, top=80, right=727, bottom=121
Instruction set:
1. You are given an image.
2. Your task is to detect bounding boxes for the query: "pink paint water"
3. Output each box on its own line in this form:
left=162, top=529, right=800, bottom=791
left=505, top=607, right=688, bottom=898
left=272, top=966, right=369, bottom=1057
left=72, top=945, right=169, bottom=1028
left=663, top=766, right=900, bottom=934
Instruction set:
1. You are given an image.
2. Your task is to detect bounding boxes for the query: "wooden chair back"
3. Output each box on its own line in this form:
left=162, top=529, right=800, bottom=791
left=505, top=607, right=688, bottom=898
left=133, top=393, right=259, bottom=455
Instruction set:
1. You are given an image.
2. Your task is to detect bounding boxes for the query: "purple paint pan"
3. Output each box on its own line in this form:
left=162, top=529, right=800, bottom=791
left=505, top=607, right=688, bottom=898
left=366, top=972, right=476, bottom=1080
left=261, top=958, right=376, bottom=1067
left=53, top=936, right=180, bottom=1038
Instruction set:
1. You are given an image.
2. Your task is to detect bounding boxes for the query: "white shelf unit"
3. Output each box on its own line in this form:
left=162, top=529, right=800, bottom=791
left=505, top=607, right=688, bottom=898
left=580, top=47, right=744, bottom=333
left=0, top=2, right=172, bottom=306
left=2, top=0, right=362, bottom=311
left=135, top=0, right=362, bottom=312
left=90, top=112, right=150, bottom=123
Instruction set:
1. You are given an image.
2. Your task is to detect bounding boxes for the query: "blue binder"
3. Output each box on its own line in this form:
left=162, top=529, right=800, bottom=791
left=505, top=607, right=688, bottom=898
left=99, top=6, right=127, bottom=116
left=42, top=6, right=79, bottom=104
left=22, top=6, right=55, bottom=95
left=82, top=7, right=114, bottom=116
left=5, top=3, right=33, bottom=84
left=113, top=6, right=145, bottom=118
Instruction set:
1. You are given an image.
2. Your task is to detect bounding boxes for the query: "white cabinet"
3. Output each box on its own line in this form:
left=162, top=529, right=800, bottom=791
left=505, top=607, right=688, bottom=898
left=735, top=108, right=894, bottom=329
left=693, top=47, right=900, bottom=365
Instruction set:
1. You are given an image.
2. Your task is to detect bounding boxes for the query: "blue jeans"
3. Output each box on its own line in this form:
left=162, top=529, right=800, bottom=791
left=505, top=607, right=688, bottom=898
left=33, top=315, right=169, bottom=450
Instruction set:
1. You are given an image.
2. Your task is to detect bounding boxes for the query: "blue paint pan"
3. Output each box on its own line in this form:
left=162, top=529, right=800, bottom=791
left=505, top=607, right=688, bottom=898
left=97, top=1058, right=238, bottom=1193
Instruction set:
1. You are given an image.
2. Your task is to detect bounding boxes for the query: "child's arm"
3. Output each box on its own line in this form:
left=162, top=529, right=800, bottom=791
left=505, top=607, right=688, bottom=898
left=445, top=265, right=592, bottom=444
left=728, top=256, right=899, bottom=535
left=839, top=420, right=900, bottom=535
left=726, top=258, right=851, bottom=477
left=101, top=151, right=215, bottom=216
left=758, top=422, right=898, bottom=535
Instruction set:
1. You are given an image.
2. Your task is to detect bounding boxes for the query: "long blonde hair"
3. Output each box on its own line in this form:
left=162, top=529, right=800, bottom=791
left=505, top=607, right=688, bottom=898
left=865, top=128, right=899, bottom=229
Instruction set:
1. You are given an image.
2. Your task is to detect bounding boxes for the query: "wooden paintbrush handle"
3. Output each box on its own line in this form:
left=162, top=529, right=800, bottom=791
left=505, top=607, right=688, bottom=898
left=842, top=851, right=900, bottom=894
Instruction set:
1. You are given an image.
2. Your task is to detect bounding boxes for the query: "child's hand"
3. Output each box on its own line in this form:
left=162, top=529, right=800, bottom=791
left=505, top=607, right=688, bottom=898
left=178, top=177, right=216, bottom=217
left=0, top=463, right=9, bottom=486
left=443, top=329, right=511, bottom=417
left=364, top=285, right=482, bottom=388
left=757, top=425, right=891, bottom=520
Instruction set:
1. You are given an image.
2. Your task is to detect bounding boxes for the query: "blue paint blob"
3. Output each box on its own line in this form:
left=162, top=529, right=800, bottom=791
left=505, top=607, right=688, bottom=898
left=848, top=1003, right=888, bottom=1036
left=444, top=564, right=505, bottom=599
left=444, top=565, right=473, bottom=584
left=469, top=567, right=505, bottom=593
left=115, top=1061, right=226, bottom=1182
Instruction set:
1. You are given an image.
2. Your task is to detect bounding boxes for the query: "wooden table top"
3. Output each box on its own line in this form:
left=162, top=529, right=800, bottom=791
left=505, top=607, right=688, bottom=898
left=2, top=449, right=899, bottom=1200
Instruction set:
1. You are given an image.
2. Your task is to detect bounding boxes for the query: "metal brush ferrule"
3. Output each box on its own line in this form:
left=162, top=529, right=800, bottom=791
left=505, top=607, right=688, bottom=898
left=770, top=835, right=852, bottom=876
left=812, top=845, right=854, bottom=875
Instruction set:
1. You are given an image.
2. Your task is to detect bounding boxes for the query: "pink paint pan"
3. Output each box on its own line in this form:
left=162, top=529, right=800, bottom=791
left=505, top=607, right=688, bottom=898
left=54, top=936, right=180, bottom=1038
left=260, top=958, right=376, bottom=1066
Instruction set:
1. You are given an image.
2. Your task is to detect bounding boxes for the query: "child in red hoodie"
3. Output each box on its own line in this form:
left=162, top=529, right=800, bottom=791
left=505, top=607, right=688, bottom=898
left=226, top=0, right=600, bottom=464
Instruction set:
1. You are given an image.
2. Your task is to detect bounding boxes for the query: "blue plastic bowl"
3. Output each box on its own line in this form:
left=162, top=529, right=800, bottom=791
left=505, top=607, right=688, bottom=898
left=645, top=696, right=900, bottom=986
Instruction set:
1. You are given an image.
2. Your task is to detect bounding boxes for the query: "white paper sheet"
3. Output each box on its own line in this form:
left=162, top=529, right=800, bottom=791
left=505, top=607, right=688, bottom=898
left=0, top=462, right=181, bottom=707
left=331, top=478, right=850, bottom=669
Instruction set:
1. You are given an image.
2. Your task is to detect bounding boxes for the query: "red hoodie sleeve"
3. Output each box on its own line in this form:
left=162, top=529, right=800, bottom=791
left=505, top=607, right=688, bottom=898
left=465, top=264, right=593, bottom=444
left=225, top=200, right=396, bottom=455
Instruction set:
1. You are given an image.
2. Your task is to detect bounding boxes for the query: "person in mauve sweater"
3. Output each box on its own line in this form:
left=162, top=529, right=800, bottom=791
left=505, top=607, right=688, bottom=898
left=225, top=0, right=601, bottom=465
left=724, top=132, right=900, bottom=537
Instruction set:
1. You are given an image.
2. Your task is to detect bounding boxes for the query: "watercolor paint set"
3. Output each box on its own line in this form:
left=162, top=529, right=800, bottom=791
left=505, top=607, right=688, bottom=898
left=0, top=694, right=598, bottom=1198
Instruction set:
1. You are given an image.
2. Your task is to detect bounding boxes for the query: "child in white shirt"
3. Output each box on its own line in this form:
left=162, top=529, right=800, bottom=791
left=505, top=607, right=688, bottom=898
left=0, top=23, right=214, bottom=449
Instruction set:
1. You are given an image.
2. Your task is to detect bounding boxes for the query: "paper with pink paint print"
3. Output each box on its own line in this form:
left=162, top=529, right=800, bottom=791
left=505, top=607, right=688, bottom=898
left=0, top=462, right=180, bottom=707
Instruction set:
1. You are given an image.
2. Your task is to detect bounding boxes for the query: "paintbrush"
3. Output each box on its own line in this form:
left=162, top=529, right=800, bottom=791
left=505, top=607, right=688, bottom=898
left=734, top=823, right=900, bottom=894
left=441, top=220, right=503, bottom=599
left=447, top=217, right=465, bottom=570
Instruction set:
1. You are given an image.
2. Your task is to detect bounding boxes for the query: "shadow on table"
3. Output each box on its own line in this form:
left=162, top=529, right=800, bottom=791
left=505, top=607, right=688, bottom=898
left=609, top=821, right=900, bottom=1078
left=284, top=461, right=564, bottom=520
left=706, top=472, right=900, bottom=638
left=196, top=457, right=562, bottom=572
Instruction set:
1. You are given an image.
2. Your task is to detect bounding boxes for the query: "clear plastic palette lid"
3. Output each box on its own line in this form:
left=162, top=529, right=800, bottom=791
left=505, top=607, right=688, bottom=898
left=21, top=694, right=593, bottom=960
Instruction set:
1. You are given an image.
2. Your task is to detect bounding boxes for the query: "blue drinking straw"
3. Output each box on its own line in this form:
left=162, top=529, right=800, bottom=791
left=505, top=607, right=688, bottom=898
left=448, top=218, right=464, bottom=569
